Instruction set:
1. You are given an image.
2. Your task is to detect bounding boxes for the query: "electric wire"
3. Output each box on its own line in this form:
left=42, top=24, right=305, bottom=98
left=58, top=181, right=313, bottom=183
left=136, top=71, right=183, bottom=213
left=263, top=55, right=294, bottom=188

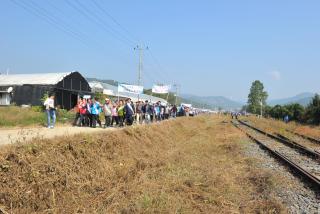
left=91, top=0, right=140, bottom=43
left=66, top=0, right=135, bottom=48
left=10, top=0, right=91, bottom=47
left=11, top=0, right=174, bottom=89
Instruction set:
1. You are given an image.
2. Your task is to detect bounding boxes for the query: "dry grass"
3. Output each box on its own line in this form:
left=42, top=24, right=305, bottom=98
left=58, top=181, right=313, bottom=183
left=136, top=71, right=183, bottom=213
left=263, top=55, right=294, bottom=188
left=0, top=116, right=285, bottom=213
left=244, top=116, right=320, bottom=139
left=0, top=106, right=74, bottom=127
left=0, top=106, right=45, bottom=127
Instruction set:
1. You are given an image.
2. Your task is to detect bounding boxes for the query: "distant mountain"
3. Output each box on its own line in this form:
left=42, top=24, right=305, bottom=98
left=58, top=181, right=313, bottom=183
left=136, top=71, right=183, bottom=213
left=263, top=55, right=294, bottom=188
left=181, top=94, right=243, bottom=110
left=268, top=92, right=315, bottom=106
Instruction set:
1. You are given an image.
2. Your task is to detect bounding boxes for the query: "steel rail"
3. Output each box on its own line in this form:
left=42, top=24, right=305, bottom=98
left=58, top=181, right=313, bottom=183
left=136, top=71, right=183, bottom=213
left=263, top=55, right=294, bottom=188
left=276, top=134, right=320, bottom=157
left=238, top=120, right=320, bottom=160
left=287, top=130, right=320, bottom=145
left=232, top=121, right=320, bottom=191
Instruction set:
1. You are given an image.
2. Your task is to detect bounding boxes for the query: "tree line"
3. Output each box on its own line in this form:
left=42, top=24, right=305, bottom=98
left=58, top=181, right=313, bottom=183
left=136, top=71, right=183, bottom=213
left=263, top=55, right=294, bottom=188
left=245, top=80, right=320, bottom=125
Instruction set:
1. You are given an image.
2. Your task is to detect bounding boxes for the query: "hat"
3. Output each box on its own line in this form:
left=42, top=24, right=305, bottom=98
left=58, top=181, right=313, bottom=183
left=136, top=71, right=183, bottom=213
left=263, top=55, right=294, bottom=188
left=105, top=98, right=110, bottom=101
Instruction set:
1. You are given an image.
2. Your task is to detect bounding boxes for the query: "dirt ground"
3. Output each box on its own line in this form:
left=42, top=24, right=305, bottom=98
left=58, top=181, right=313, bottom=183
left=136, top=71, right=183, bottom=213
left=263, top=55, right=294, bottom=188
left=0, top=126, right=115, bottom=146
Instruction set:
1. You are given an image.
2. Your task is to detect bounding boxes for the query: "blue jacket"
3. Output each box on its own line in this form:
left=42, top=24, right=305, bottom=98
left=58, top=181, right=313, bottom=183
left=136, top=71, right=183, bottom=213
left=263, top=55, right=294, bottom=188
left=90, top=103, right=101, bottom=115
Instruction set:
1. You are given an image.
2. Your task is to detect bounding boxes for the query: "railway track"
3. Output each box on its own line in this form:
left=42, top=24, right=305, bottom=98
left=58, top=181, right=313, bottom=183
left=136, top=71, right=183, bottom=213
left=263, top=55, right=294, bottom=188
left=287, top=130, right=320, bottom=145
left=238, top=120, right=320, bottom=161
left=276, top=133, right=320, bottom=157
left=233, top=120, right=320, bottom=191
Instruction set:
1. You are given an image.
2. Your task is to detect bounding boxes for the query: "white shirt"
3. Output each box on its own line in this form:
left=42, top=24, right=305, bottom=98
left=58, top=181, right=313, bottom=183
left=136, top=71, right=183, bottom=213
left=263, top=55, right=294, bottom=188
left=44, top=98, right=54, bottom=110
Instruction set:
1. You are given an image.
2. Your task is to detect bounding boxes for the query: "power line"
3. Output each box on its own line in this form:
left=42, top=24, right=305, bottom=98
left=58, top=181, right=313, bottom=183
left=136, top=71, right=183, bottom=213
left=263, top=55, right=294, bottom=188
left=11, top=0, right=174, bottom=90
left=91, top=0, right=140, bottom=43
left=76, top=0, right=136, bottom=46
left=10, top=0, right=139, bottom=77
left=88, top=0, right=173, bottom=86
left=69, top=0, right=173, bottom=87
left=10, top=0, right=91, bottom=47
left=147, top=49, right=172, bottom=83
left=143, top=61, right=166, bottom=84
left=66, top=0, right=135, bottom=48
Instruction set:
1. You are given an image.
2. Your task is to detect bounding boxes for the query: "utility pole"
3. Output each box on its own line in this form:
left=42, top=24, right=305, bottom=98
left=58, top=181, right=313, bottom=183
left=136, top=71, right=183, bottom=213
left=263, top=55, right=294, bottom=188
left=173, top=83, right=180, bottom=105
left=134, top=45, right=148, bottom=86
left=260, top=99, right=263, bottom=118
left=134, top=45, right=148, bottom=101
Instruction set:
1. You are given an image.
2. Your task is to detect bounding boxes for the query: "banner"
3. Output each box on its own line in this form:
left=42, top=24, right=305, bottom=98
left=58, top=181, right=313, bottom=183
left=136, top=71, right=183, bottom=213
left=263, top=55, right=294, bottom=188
left=152, top=84, right=171, bottom=94
left=118, top=84, right=144, bottom=94
left=181, top=103, right=192, bottom=108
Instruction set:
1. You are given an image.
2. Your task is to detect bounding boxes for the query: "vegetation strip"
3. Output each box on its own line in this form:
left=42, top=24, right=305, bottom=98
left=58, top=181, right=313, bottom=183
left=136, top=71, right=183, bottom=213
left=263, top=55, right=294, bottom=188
left=0, top=116, right=285, bottom=213
left=233, top=121, right=320, bottom=191
left=239, top=120, right=320, bottom=160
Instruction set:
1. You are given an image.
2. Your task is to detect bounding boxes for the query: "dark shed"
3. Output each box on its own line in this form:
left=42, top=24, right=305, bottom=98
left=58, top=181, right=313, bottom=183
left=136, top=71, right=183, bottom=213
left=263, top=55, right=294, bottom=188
left=0, top=71, right=91, bottom=110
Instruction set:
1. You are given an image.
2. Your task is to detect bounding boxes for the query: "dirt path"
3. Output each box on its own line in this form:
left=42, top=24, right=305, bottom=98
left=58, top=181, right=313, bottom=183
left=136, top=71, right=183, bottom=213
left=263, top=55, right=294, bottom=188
left=0, top=126, right=116, bottom=146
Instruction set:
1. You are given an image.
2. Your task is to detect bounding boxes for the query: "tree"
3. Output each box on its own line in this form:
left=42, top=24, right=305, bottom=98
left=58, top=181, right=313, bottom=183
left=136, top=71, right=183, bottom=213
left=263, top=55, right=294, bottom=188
left=268, top=105, right=284, bottom=119
left=304, top=94, right=320, bottom=124
left=285, top=103, right=305, bottom=121
left=247, top=80, right=268, bottom=115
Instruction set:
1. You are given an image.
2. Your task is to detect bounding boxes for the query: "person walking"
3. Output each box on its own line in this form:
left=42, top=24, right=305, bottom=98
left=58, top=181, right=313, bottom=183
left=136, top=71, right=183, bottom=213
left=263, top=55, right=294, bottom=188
left=103, top=98, right=112, bottom=128
left=79, top=98, right=87, bottom=126
left=94, top=98, right=102, bottom=127
left=160, top=103, right=165, bottom=120
left=144, top=100, right=152, bottom=124
left=136, top=101, right=143, bottom=125
left=90, top=98, right=102, bottom=128
left=165, top=105, right=170, bottom=119
left=171, top=105, right=177, bottom=118
left=111, top=103, right=119, bottom=126
left=72, top=98, right=81, bottom=126
left=124, top=98, right=134, bottom=126
left=86, top=98, right=93, bottom=127
left=118, top=100, right=125, bottom=127
left=154, top=103, right=161, bottom=121
left=43, top=94, right=56, bottom=129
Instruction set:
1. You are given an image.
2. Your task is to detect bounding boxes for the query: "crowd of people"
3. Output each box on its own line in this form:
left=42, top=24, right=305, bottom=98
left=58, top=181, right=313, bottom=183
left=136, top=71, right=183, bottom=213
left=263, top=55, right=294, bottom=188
left=71, top=97, right=185, bottom=128
left=43, top=92, right=198, bottom=129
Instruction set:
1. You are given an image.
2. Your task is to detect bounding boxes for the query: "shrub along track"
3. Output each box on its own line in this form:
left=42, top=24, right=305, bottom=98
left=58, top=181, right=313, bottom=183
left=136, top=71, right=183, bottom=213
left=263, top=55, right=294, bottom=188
left=233, top=120, right=320, bottom=191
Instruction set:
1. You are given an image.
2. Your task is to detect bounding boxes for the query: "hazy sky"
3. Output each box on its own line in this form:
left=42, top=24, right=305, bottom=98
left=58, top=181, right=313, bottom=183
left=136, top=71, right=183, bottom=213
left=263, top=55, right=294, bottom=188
left=1, top=0, right=319, bottom=101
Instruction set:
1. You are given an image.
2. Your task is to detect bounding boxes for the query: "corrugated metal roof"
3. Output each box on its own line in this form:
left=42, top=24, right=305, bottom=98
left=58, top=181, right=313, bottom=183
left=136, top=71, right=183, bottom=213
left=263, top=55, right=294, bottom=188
left=0, top=72, right=74, bottom=86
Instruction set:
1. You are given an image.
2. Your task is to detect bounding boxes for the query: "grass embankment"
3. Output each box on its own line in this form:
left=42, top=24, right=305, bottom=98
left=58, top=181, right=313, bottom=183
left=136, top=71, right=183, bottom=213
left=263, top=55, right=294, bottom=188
left=0, top=106, right=75, bottom=127
left=243, top=116, right=320, bottom=139
left=0, top=116, right=284, bottom=213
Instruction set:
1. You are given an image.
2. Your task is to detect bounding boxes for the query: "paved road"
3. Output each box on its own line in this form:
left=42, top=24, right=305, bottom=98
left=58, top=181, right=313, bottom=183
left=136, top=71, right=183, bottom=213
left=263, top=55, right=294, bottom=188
left=0, top=126, right=115, bottom=146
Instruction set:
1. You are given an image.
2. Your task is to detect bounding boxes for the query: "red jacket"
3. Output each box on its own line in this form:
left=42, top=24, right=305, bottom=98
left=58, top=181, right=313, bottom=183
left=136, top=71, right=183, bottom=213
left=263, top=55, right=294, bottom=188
left=79, top=101, right=87, bottom=115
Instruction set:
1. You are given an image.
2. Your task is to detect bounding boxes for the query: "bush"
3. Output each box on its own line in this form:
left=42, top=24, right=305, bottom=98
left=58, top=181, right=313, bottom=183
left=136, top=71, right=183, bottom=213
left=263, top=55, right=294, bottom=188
left=56, top=109, right=75, bottom=124
left=304, top=94, right=320, bottom=124
left=266, top=103, right=305, bottom=122
left=0, top=106, right=45, bottom=127
left=0, top=106, right=75, bottom=127
left=31, top=106, right=44, bottom=113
